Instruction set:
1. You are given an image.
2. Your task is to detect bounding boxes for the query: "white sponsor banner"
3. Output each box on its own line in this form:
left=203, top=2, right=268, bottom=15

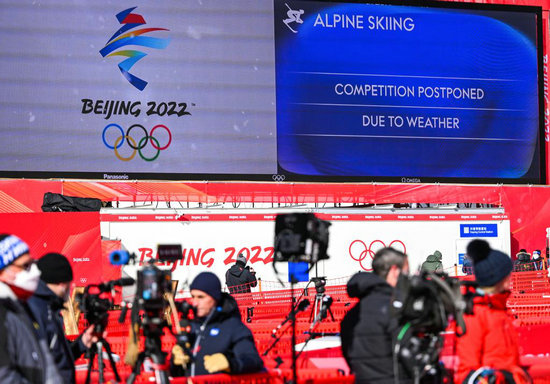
left=101, top=210, right=510, bottom=292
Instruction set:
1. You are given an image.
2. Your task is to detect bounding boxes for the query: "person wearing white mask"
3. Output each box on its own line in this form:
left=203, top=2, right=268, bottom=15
left=532, top=249, right=543, bottom=270
left=28, top=252, right=96, bottom=384
left=0, top=234, right=62, bottom=384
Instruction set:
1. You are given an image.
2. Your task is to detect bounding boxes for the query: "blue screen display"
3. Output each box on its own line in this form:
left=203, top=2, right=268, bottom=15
left=274, top=0, right=543, bottom=182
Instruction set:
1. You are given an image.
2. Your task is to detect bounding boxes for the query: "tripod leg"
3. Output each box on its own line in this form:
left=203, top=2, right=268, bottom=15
left=97, top=341, right=105, bottom=384
left=150, top=353, right=170, bottom=384
left=127, top=352, right=146, bottom=384
left=102, top=339, right=121, bottom=382
left=153, top=368, right=170, bottom=384
left=85, top=346, right=96, bottom=384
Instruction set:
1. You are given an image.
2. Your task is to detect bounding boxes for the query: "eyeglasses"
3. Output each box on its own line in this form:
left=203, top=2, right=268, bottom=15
left=10, top=260, right=35, bottom=272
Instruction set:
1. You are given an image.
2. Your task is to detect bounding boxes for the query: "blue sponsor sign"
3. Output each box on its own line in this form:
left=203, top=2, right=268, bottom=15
left=460, top=224, right=498, bottom=237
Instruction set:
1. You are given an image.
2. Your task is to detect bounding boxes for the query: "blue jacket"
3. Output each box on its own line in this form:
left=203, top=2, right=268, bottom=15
left=28, top=280, right=87, bottom=384
left=180, top=292, right=264, bottom=377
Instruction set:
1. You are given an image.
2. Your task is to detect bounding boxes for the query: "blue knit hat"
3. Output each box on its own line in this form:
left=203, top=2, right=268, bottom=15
left=190, top=272, right=221, bottom=302
left=467, top=239, right=513, bottom=287
left=0, top=234, right=30, bottom=270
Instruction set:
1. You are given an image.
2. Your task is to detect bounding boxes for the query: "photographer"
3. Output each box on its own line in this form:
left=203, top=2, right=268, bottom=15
left=455, top=240, right=530, bottom=384
left=225, top=253, right=257, bottom=294
left=171, top=272, right=264, bottom=377
left=28, top=252, right=96, bottom=384
left=340, top=247, right=412, bottom=384
left=0, top=234, right=62, bottom=384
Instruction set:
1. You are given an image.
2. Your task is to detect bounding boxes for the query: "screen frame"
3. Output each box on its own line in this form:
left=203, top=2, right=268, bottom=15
left=273, top=0, right=546, bottom=185
left=0, top=0, right=545, bottom=184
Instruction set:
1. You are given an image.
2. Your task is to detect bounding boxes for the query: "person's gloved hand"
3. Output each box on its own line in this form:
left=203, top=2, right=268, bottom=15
left=80, top=325, right=106, bottom=349
left=172, top=345, right=190, bottom=368
left=204, top=353, right=230, bottom=373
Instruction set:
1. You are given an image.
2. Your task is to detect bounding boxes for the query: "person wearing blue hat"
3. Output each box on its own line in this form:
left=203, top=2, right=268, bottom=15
left=170, top=271, right=264, bottom=377
left=455, top=240, right=530, bottom=384
left=0, top=234, right=62, bottom=384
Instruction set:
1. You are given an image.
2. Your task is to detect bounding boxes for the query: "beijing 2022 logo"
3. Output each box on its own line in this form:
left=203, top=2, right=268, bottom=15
left=100, top=7, right=170, bottom=91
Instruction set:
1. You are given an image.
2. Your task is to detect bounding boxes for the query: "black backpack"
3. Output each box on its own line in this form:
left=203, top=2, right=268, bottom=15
left=41, top=192, right=103, bottom=212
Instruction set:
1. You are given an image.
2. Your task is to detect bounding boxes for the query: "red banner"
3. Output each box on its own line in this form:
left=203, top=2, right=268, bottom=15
left=0, top=212, right=102, bottom=285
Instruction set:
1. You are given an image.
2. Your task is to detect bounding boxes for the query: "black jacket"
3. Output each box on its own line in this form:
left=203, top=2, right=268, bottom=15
left=225, top=261, right=257, bottom=294
left=340, top=272, right=412, bottom=384
left=0, top=282, right=62, bottom=384
left=173, top=292, right=264, bottom=377
left=28, top=281, right=87, bottom=384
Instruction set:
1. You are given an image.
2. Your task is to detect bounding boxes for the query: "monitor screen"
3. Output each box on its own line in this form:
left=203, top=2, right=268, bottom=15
left=275, top=0, right=545, bottom=183
left=0, top=0, right=544, bottom=183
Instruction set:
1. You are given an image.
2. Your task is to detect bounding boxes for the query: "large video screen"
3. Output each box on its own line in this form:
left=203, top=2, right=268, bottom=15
left=0, top=0, right=544, bottom=183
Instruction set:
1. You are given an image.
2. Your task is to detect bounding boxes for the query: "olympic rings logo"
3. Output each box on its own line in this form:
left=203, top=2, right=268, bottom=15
left=272, top=174, right=286, bottom=182
left=349, top=239, right=406, bottom=271
left=103, top=123, right=172, bottom=161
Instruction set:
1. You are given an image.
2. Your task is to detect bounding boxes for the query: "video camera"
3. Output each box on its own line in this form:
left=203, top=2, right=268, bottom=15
left=399, top=271, right=466, bottom=334
left=110, top=244, right=181, bottom=314
left=395, top=271, right=467, bottom=381
left=76, top=277, right=135, bottom=333
left=311, top=276, right=327, bottom=294
left=136, top=262, right=172, bottom=312
left=117, top=244, right=183, bottom=384
left=274, top=213, right=331, bottom=264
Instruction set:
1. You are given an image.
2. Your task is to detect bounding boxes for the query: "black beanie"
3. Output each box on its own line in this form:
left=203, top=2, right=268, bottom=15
left=37, top=253, right=73, bottom=283
left=467, top=240, right=512, bottom=287
left=190, top=272, right=221, bottom=302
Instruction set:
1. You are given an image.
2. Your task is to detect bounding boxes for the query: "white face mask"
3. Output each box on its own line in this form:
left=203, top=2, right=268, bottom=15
left=12, top=263, right=41, bottom=293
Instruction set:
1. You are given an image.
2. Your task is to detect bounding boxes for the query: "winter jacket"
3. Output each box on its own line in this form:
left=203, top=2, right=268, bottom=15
left=28, top=280, right=87, bottom=384
left=0, top=281, right=62, bottom=384
left=455, top=292, right=530, bottom=384
left=173, top=292, right=264, bottom=377
left=421, top=251, right=443, bottom=273
left=513, top=253, right=534, bottom=272
left=340, top=272, right=412, bottom=384
left=225, top=261, right=257, bottom=294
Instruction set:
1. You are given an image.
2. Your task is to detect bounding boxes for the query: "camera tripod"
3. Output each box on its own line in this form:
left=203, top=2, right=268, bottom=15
left=127, top=317, right=170, bottom=384
left=307, top=276, right=333, bottom=323
left=310, top=291, right=327, bottom=321
left=85, top=326, right=121, bottom=384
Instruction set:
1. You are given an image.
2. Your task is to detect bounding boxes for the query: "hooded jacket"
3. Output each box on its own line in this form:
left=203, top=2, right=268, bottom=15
left=181, top=292, right=264, bottom=377
left=27, top=280, right=87, bottom=384
left=513, top=252, right=534, bottom=271
left=0, top=281, right=62, bottom=384
left=455, top=292, right=529, bottom=384
left=340, top=272, right=412, bottom=384
left=225, top=261, right=257, bottom=294
left=421, top=251, right=443, bottom=273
